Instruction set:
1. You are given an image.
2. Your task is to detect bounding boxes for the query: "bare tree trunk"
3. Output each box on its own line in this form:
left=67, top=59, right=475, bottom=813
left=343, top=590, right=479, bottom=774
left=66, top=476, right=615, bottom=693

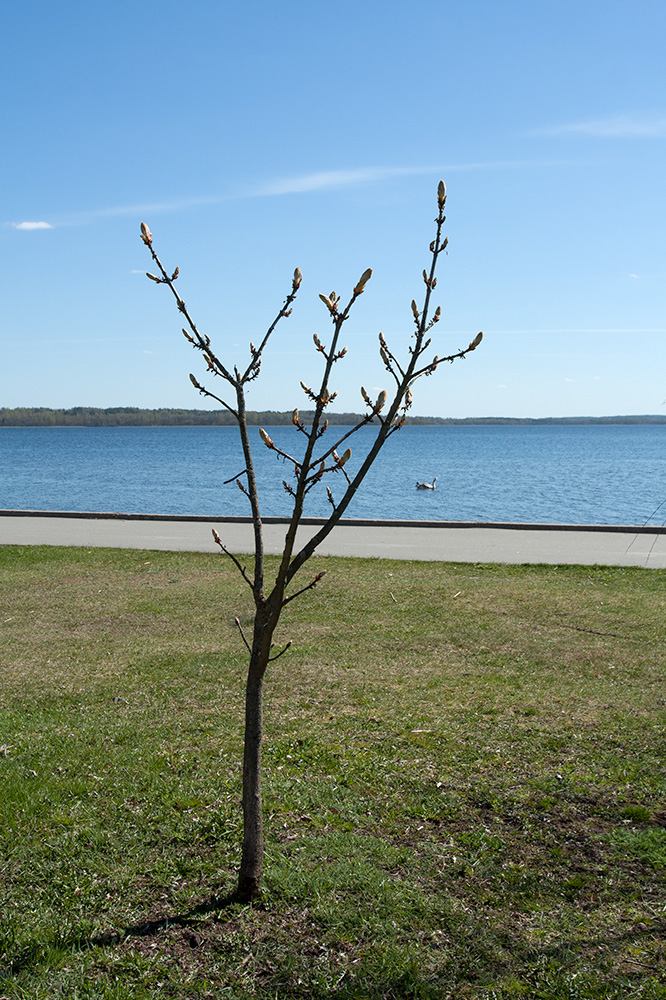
left=237, top=654, right=266, bottom=900
left=236, top=608, right=278, bottom=901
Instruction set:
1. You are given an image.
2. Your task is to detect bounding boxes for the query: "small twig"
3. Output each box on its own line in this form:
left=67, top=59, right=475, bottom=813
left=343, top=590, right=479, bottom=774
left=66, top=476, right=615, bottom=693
left=268, top=640, right=292, bottom=663
left=282, top=570, right=327, bottom=607
left=212, top=529, right=253, bottom=590
left=234, top=617, right=252, bottom=653
left=224, top=469, right=248, bottom=485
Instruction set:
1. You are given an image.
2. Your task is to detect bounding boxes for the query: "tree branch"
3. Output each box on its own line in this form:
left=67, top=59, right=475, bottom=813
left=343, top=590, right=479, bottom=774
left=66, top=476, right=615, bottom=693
left=212, top=529, right=254, bottom=591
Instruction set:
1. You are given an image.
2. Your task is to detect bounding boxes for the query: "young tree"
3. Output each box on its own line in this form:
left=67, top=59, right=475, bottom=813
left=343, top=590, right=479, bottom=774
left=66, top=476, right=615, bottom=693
left=140, top=181, right=482, bottom=901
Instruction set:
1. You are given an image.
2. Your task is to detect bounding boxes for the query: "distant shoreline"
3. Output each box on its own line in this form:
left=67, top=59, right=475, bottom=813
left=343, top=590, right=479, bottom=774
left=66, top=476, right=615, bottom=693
left=2, top=407, right=666, bottom=428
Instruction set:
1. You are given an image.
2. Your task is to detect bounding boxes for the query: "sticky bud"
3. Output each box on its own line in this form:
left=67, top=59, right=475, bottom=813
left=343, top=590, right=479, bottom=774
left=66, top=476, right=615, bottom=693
left=361, top=386, right=370, bottom=403
left=146, top=272, right=161, bottom=283
left=319, top=293, right=334, bottom=312
left=468, top=331, right=483, bottom=351
left=339, top=448, right=352, bottom=467
left=189, top=373, right=200, bottom=388
left=212, top=528, right=221, bottom=544
left=375, top=389, right=387, bottom=412
left=354, top=267, right=372, bottom=293
left=182, top=329, right=194, bottom=343
left=433, top=305, right=442, bottom=322
left=437, top=180, right=446, bottom=207
left=259, top=427, right=274, bottom=449
left=380, top=347, right=390, bottom=366
left=321, top=387, right=330, bottom=404
left=292, top=408, right=299, bottom=425
left=293, top=267, right=302, bottom=287
left=140, top=222, right=152, bottom=244
left=411, top=300, right=419, bottom=319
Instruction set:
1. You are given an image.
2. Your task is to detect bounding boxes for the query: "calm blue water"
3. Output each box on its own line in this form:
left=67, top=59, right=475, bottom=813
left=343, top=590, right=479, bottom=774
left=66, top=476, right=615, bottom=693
left=1, top=424, right=665, bottom=526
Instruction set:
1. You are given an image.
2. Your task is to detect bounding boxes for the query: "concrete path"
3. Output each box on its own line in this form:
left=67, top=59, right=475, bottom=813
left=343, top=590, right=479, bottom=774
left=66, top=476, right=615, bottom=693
left=1, top=511, right=665, bottom=567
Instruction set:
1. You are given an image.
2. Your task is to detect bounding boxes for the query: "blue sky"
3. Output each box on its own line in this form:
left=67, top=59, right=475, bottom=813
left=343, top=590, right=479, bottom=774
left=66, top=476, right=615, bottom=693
left=3, top=0, right=665, bottom=418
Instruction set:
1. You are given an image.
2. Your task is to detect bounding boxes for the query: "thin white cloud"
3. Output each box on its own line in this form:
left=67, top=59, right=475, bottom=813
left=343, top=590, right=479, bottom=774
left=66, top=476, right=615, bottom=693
left=254, top=160, right=571, bottom=196
left=4, top=159, right=576, bottom=229
left=256, top=166, right=430, bottom=196
left=530, top=113, right=666, bottom=138
left=11, top=221, right=53, bottom=230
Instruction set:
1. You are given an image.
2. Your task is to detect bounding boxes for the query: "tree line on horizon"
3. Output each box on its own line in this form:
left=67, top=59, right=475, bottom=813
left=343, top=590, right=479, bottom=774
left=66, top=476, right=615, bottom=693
left=1, top=407, right=665, bottom=427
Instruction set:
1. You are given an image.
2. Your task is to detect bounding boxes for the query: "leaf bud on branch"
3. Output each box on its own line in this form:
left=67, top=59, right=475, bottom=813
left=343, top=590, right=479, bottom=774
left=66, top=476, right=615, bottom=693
left=411, top=300, right=419, bottom=320
left=319, top=293, right=335, bottom=314
left=259, top=427, right=275, bottom=450
left=292, top=408, right=300, bottom=426
left=293, top=267, right=302, bottom=289
left=437, top=180, right=447, bottom=208
left=146, top=272, right=162, bottom=283
left=300, top=380, right=317, bottom=401
left=140, top=222, right=152, bottom=245
left=354, top=267, right=372, bottom=295
left=182, top=328, right=195, bottom=343
left=189, top=373, right=201, bottom=389
left=467, top=331, right=484, bottom=351
left=374, top=389, right=387, bottom=413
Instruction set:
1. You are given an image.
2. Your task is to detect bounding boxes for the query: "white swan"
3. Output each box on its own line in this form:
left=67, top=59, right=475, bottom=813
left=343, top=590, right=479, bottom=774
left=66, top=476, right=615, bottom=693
left=416, top=477, right=438, bottom=490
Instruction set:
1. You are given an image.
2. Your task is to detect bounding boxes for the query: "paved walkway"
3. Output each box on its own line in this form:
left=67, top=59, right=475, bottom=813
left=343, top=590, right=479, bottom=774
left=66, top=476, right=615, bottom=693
left=1, top=511, right=665, bottom=567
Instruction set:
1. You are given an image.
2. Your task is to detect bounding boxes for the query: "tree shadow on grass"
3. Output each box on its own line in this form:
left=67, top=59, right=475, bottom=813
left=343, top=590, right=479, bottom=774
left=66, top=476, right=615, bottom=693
left=4, top=886, right=251, bottom=978
left=90, top=885, right=257, bottom=948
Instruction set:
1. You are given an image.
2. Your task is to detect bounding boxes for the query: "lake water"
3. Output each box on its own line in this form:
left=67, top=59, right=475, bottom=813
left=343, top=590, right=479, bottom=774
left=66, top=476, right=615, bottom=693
left=1, top=424, right=665, bottom=526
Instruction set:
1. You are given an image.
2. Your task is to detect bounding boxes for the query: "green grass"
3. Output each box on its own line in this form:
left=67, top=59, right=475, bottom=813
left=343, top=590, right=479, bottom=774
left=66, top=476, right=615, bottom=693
left=1, top=544, right=665, bottom=998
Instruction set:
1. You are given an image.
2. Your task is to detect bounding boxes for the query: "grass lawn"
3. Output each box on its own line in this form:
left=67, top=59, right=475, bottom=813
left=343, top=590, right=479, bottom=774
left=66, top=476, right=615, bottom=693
left=1, top=543, right=665, bottom=998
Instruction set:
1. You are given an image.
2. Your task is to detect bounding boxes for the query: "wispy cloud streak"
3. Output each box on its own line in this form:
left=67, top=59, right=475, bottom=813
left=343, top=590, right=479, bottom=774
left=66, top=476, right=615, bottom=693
left=5, top=159, right=573, bottom=229
left=253, top=160, right=570, bottom=196
left=530, top=113, right=666, bottom=138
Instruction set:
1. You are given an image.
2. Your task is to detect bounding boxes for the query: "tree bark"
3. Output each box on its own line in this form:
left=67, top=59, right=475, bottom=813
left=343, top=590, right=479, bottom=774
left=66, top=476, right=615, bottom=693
left=237, top=654, right=266, bottom=900
left=236, top=604, right=280, bottom=901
